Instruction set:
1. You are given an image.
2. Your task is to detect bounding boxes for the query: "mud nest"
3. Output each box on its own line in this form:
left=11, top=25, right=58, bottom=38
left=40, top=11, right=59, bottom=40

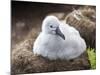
left=11, top=34, right=90, bottom=75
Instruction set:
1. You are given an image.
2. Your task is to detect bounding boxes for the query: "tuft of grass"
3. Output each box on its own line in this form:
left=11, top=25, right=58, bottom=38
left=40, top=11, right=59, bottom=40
left=87, top=48, right=96, bottom=69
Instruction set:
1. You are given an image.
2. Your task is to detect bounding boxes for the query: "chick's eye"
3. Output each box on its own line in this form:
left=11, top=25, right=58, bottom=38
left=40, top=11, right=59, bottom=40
left=50, top=25, right=53, bottom=28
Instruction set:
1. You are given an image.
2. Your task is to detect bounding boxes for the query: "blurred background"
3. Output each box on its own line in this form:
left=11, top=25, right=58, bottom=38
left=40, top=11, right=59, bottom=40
left=11, top=1, right=96, bottom=49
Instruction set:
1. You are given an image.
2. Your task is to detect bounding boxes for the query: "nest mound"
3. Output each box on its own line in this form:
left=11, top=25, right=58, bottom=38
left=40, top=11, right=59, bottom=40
left=11, top=32, right=90, bottom=75
left=65, top=6, right=96, bottom=48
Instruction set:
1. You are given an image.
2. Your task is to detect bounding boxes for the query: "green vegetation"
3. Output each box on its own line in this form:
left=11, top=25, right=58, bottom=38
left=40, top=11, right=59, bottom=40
left=87, top=48, right=96, bottom=69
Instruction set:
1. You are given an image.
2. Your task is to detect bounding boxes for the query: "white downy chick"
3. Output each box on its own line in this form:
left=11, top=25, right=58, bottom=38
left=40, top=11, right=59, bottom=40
left=33, top=16, right=86, bottom=60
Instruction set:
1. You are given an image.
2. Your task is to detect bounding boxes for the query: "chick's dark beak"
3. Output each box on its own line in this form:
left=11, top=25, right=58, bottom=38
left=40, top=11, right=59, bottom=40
left=56, top=27, right=65, bottom=40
